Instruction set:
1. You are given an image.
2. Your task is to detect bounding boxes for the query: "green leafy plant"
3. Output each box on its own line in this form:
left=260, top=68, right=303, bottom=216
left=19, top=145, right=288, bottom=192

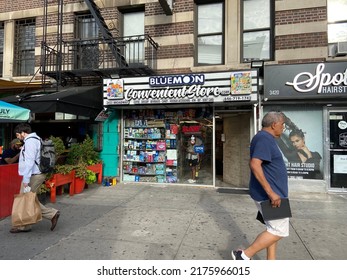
left=85, top=169, right=97, bottom=184
left=66, top=135, right=100, bottom=165
left=37, top=183, right=50, bottom=194
left=53, top=164, right=74, bottom=175
left=74, top=161, right=97, bottom=184
left=55, top=135, right=99, bottom=184
left=50, top=136, right=65, bottom=158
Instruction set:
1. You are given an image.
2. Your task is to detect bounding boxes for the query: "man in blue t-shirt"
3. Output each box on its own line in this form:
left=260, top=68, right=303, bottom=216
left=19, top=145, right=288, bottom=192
left=0, top=139, right=22, bottom=165
left=232, top=111, right=289, bottom=260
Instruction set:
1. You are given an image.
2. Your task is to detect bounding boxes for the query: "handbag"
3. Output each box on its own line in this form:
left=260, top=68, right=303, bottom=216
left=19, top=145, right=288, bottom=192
left=11, top=192, right=42, bottom=227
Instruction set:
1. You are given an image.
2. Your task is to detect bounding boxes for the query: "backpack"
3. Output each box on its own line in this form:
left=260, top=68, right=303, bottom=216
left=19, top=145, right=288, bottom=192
left=25, top=136, right=56, bottom=173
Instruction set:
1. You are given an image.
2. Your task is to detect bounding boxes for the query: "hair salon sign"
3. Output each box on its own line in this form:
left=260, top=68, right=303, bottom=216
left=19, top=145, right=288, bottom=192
left=264, top=62, right=347, bottom=100
left=103, top=71, right=258, bottom=106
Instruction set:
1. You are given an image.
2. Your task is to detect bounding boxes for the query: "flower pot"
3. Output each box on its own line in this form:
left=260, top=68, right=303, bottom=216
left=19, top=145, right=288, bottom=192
left=87, top=163, right=103, bottom=184
left=74, top=177, right=86, bottom=194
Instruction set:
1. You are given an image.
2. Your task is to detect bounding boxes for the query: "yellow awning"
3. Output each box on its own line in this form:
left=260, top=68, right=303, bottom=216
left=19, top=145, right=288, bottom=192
left=0, top=79, right=43, bottom=89
left=0, top=79, right=45, bottom=96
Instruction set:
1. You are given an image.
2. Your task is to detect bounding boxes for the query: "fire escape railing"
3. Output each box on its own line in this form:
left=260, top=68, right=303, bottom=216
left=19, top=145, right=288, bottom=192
left=84, top=0, right=128, bottom=68
left=41, top=35, right=158, bottom=85
left=41, top=0, right=158, bottom=87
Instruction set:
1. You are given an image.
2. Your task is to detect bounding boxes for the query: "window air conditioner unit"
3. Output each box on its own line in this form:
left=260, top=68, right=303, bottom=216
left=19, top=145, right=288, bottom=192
left=328, top=44, right=337, bottom=57
left=337, top=41, right=347, bottom=55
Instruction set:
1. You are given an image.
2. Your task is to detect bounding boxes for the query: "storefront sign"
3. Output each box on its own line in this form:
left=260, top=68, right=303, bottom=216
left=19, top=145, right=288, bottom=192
left=95, top=110, right=111, bottom=122
left=149, top=74, right=205, bottom=87
left=103, top=71, right=258, bottom=106
left=264, top=62, right=347, bottom=100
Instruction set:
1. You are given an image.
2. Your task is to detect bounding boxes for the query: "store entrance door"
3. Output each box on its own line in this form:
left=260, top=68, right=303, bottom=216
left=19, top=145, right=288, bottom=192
left=329, top=109, right=347, bottom=190
left=215, top=112, right=251, bottom=189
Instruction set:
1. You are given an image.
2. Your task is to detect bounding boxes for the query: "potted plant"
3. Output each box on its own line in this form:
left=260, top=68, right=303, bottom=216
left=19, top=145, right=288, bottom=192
left=81, top=136, right=103, bottom=183
left=42, top=136, right=75, bottom=203
left=50, top=136, right=66, bottom=165
left=66, top=135, right=101, bottom=165
left=45, top=164, right=75, bottom=203
left=66, top=135, right=100, bottom=193
left=73, top=161, right=97, bottom=194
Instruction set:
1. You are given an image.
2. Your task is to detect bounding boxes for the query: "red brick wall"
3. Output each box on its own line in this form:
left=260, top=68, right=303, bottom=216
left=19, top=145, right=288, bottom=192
left=276, top=33, right=327, bottom=50
left=0, top=0, right=42, bottom=12
left=146, top=21, right=194, bottom=37
left=146, top=0, right=194, bottom=16
left=275, top=7, right=326, bottom=25
left=145, top=0, right=195, bottom=70
left=158, top=44, right=194, bottom=59
left=275, top=6, right=327, bottom=63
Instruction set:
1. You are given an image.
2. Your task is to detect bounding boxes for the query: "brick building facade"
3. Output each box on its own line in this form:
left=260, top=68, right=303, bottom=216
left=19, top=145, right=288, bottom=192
left=1, top=0, right=346, bottom=191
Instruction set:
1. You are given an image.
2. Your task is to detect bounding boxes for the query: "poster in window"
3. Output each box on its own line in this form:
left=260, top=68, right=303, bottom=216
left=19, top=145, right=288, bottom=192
left=333, top=154, right=347, bottom=174
left=105, top=79, right=124, bottom=99
left=230, top=71, right=252, bottom=95
left=268, top=108, right=324, bottom=180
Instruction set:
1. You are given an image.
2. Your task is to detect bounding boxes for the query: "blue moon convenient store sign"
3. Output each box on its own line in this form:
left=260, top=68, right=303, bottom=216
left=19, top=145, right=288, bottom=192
left=103, top=71, right=259, bottom=106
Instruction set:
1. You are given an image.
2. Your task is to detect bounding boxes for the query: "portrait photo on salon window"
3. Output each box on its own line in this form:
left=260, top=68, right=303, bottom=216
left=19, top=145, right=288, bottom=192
left=266, top=107, right=324, bottom=180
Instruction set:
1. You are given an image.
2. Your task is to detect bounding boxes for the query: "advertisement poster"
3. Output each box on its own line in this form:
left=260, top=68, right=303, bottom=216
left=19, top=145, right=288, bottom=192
left=333, top=154, right=347, bottom=174
left=230, top=71, right=252, bottom=95
left=105, top=79, right=124, bottom=99
left=268, top=107, right=324, bottom=180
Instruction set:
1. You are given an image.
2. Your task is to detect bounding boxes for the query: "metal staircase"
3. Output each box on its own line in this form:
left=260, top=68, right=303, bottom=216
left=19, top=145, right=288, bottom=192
left=40, top=0, right=158, bottom=88
left=84, top=0, right=128, bottom=68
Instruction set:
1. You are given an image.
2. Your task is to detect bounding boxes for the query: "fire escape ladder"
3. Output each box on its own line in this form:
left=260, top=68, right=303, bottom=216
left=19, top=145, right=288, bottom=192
left=84, top=0, right=128, bottom=68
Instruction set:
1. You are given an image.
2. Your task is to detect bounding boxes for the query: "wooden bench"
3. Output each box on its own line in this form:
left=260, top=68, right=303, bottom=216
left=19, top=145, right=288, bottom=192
left=45, top=170, right=75, bottom=203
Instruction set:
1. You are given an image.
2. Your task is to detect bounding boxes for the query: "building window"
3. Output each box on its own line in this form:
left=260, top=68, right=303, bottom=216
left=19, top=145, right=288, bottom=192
left=328, top=0, right=347, bottom=56
left=196, top=1, right=224, bottom=65
left=242, top=0, right=273, bottom=62
left=75, top=13, right=100, bottom=69
left=122, top=10, right=145, bottom=65
left=0, top=22, right=4, bottom=77
left=14, top=19, right=35, bottom=76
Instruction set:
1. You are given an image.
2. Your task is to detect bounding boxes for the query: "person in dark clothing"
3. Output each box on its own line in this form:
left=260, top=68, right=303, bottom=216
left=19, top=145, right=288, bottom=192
left=0, top=139, right=22, bottom=165
left=232, top=111, right=289, bottom=260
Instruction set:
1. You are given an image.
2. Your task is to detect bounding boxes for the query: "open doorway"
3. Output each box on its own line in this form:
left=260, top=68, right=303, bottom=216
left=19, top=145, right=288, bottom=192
left=215, top=112, right=251, bottom=189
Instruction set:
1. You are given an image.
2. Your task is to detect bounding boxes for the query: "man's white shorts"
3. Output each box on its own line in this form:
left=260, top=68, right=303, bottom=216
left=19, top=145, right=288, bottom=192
left=255, top=200, right=289, bottom=237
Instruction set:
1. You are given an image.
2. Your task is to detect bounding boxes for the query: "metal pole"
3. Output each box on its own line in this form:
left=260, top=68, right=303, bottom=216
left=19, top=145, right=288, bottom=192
left=213, top=106, right=216, bottom=188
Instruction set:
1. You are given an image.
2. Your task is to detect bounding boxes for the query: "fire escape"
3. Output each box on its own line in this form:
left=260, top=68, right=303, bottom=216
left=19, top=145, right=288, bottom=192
left=40, top=0, right=158, bottom=88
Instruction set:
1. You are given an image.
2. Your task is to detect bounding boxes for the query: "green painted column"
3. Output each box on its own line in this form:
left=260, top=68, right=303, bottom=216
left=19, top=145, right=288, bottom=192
left=100, top=110, right=120, bottom=177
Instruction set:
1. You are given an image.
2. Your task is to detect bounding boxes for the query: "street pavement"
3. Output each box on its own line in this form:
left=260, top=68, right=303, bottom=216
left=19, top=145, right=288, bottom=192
left=1, top=183, right=347, bottom=260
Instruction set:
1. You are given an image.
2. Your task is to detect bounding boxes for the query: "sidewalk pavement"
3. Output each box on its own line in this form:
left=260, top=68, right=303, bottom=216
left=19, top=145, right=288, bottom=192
left=1, top=183, right=347, bottom=260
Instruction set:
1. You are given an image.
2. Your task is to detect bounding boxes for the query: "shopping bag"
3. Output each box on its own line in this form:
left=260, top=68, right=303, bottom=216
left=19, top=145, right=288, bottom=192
left=11, top=192, right=42, bottom=227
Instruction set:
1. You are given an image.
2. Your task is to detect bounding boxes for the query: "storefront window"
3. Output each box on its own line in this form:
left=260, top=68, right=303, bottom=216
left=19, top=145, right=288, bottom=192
left=265, top=107, right=324, bottom=180
left=122, top=108, right=213, bottom=185
left=329, top=110, right=347, bottom=189
left=196, top=2, right=224, bottom=65
left=242, top=0, right=273, bottom=62
left=327, top=0, right=347, bottom=43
